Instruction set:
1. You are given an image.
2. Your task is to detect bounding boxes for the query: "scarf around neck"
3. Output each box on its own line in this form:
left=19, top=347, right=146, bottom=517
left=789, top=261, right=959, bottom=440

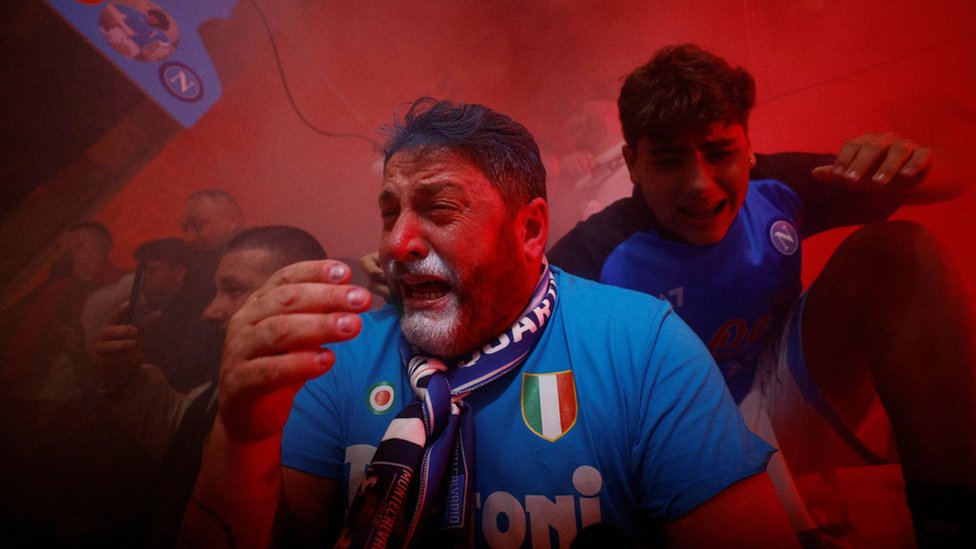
left=336, top=260, right=558, bottom=548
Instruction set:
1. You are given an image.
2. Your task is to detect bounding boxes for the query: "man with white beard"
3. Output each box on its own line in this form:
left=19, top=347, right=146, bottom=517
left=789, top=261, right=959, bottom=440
left=182, top=98, right=798, bottom=548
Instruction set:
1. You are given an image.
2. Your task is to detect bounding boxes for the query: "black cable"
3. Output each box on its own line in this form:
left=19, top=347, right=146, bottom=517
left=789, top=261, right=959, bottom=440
left=247, top=0, right=381, bottom=150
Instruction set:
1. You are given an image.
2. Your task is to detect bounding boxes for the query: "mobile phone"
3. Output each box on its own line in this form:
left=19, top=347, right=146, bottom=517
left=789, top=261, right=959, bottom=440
left=122, top=263, right=145, bottom=325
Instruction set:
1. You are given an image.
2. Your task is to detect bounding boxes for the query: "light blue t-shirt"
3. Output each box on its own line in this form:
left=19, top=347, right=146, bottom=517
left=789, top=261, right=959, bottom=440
left=283, top=269, right=772, bottom=547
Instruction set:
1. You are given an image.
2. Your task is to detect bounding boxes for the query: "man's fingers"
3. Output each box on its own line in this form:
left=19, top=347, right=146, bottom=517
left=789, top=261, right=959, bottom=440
left=811, top=165, right=837, bottom=182
left=830, top=133, right=931, bottom=187
left=109, top=302, right=131, bottom=325
left=235, top=283, right=371, bottom=325
left=231, top=312, right=363, bottom=358
left=832, top=137, right=865, bottom=177
left=259, top=260, right=353, bottom=295
left=95, top=323, right=138, bottom=343
left=368, top=279, right=392, bottom=301
left=93, top=337, right=138, bottom=355
left=222, top=349, right=336, bottom=396
left=897, top=147, right=932, bottom=178
left=869, top=138, right=924, bottom=184
left=842, top=137, right=889, bottom=182
left=359, top=252, right=382, bottom=277
left=360, top=252, right=391, bottom=301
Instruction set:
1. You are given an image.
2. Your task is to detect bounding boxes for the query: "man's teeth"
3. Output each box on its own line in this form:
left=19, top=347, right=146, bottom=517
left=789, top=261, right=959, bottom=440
left=682, top=201, right=725, bottom=219
left=405, top=280, right=450, bottom=299
left=414, top=290, right=447, bottom=299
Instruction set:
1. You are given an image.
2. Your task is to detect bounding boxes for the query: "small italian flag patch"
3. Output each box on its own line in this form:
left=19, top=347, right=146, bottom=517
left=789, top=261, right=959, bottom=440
left=367, top=382, right=396, bottom=415
left=521, top=371, right=577, bottom=441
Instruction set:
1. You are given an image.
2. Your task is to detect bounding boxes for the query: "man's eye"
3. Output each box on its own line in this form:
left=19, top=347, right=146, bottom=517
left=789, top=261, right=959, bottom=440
left=427, top=202, right=460, bottom=222
left=652, top=157, right=681, bottom=169
left=707, top=149, right=735, bottom=161
left=380, top=209, right=398, bottom=229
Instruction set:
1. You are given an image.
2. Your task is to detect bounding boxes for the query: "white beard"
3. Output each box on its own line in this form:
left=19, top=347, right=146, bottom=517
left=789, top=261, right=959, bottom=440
left=398, top=293, right=461, bottom=357
left=384, top=251, right=464, bottom=357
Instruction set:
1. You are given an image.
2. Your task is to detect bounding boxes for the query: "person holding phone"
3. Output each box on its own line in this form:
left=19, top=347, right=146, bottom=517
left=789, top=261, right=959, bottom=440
left=88, top=225, right=328, bottom=546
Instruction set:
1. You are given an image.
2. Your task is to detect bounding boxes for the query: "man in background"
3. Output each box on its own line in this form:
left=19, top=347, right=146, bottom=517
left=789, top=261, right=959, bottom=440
left=180, top=189, right=245, bottom=315
left=91, top=225, right=328, bottom=547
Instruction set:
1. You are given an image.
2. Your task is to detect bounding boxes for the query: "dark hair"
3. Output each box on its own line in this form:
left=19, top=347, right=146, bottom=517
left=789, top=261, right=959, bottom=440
left=618, top=44, right=755, bottom=147
left=187, top=189, right=242, bottom=215
left=383, top=97, right=547, bottom=207
left=224, top=225, right=326, bottom=271
left=134, top=237, right=192, bottom=266
left=147, top=9, right=170, bottom=30
left=66, top=221, right=113, bottom=254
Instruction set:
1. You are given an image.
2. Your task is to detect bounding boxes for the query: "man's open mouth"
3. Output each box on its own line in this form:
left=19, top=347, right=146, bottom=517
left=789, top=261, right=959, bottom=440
left=678, top=199, right=727, bottom=220
left=400, top=276, right=452, bottom=301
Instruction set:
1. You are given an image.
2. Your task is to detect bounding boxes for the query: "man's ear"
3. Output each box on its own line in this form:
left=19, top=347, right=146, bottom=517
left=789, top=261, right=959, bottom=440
left=518, top=197, right=548, bottom=262
left=622, top=143, right=638, bottom=181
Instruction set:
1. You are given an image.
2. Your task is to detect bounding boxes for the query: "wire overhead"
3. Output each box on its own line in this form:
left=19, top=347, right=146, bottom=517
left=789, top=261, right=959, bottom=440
left=248, top=0, right=381, bottom=150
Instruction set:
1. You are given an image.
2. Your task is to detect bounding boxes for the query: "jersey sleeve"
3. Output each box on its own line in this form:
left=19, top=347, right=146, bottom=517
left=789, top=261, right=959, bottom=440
left=281, top=357, right=348, bottom=479
left=633, top=307, right=774, bottom=519
left=754, top=152, right=906, bottom=237
left=548, top=197, right=650, bottom=281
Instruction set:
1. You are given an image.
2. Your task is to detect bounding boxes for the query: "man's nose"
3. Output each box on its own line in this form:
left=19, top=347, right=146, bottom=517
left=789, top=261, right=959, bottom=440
left=200, top=298, right=224, bottom=322
left=383, top=212, right=428, bottom=263
left=687, top=156, right=717, bottom=193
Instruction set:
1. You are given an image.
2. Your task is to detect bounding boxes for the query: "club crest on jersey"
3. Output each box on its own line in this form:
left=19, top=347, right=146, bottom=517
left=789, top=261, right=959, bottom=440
left=521, top=371, right=577, bottom=441
left=769, top=220, right=800, bottom=256
left=366, top=382, right=396, bottom=415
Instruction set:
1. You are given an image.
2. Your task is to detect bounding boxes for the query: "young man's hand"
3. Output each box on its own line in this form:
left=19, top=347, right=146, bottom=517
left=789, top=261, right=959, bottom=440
left=811, top=132, right=931, bottom=190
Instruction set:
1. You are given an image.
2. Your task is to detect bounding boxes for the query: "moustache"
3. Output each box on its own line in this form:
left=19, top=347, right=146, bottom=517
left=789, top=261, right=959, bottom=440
left=383, top=252, right=458, bottom=287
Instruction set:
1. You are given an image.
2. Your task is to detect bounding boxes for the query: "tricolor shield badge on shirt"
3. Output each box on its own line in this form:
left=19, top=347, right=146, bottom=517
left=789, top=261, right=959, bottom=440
left=522, top=371, right=577, bottom=441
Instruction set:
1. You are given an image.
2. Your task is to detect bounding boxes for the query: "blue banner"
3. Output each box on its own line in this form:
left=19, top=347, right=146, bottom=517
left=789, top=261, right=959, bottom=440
left=46, top=1, right=237, bottom=127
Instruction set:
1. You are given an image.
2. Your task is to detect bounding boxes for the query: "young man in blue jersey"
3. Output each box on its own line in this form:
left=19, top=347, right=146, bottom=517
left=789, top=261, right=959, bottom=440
left=182, top=98, right=799, bottom=548
left=548, top=44, right=976, bottom=547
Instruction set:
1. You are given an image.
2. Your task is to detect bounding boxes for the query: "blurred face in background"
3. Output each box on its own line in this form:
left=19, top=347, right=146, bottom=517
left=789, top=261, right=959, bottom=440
left=181, top=196, right=242, bottom=252
left=140, top=260, right=186, bottom=307
left=200, top=247, right=277, bottom=334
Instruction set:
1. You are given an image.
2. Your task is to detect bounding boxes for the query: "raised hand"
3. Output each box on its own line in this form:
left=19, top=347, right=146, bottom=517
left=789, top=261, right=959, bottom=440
left=216, top=259, right=372, bottom=443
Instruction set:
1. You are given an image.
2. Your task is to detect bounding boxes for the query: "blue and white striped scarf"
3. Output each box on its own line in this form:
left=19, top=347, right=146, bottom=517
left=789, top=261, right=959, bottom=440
left=337, top=262, right=558, bottom=549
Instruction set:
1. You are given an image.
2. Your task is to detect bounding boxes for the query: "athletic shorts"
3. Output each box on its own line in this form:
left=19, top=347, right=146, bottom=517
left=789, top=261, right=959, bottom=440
left=738, top=292, right=899, bottom=539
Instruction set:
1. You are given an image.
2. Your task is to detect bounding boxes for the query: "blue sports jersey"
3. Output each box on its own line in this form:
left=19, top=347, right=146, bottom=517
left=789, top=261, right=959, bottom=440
left=283, top=269, right=773, bottom=547
left=549, top=153, right=904, bottom=402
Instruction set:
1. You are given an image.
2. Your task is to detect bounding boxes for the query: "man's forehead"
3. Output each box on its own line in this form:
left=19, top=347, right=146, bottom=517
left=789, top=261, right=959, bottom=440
left=381, top=148, right=488, bottom=195
left=385, top=147, right=478, bottom=174
left=644, top=122, right=747, bottom=152
left=185, top=195, right=231, bottom=217
left=216, top=247, right=276, bottom=280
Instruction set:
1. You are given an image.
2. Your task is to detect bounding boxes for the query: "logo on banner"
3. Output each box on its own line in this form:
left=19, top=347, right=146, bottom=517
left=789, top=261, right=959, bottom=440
left=769, top=220, right=799, bottom=256
left=367, top=382, right=396, bottom=415
left=98, top=1, right=180, bottom=62
left=522, top=371, right=577, bottom=441
left=160, top=62, right=204, bottom=101
left=47, top=0, right=236, bottom=127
